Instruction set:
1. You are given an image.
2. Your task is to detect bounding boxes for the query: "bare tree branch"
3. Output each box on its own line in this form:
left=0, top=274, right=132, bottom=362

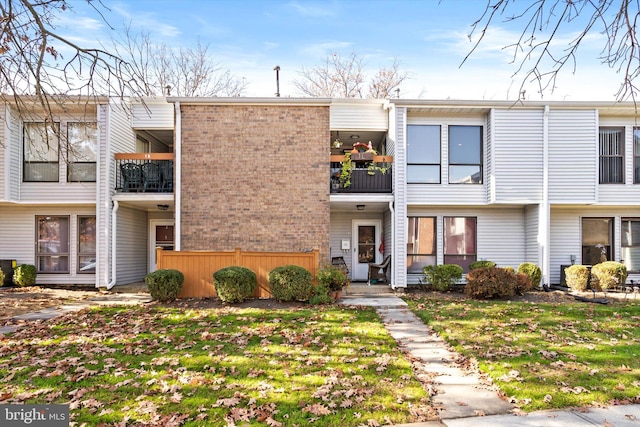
left=463, top=0, right=640, bottom=102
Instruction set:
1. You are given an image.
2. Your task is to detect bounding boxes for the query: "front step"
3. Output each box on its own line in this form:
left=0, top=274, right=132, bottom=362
left=345, top=282, right=394, bottom=296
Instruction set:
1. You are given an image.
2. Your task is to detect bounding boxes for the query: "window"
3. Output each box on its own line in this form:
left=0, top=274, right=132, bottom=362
left=24, top=122, right=59, bottom=182
left=599, top=127, right=624, bottom=184
left=581, top=218, right=613, bottom=266
left=407, top=217, right=436, bottom=273
left=634, top=128, right=640, bottom=183
left=36, top=216, right=69, bottom=273
left=78, top=216, right=96, bottom=273
left=407, top=125, right=440, bottom=183
left=448, top=125, right=482, bottom=184
left=444, top=217, right=476, bottom=272
left=622, top=218, right=640, bottom=272
left=68, top=123, right=98, bottom=182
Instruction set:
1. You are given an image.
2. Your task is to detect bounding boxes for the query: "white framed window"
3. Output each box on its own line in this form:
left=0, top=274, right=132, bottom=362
left=407, top=217, right=436, bottom=273
left=443, top=216, right=477, bottom=272
left=599, top=127, right=624, bottom=184
left=24, top=122, right=60, bottom=182
left=36, top=216, right=70, bottom=273
left=68, top=122, right=98, bottom=182
left=448, top=125, right=482, bottom=184
left=407, top=125, right=441, bottom=183
left=78, top=216, right=96, bottom=273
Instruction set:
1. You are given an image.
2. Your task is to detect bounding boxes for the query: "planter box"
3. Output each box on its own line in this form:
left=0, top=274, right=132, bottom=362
left=351, top=152, right=374, bottom=162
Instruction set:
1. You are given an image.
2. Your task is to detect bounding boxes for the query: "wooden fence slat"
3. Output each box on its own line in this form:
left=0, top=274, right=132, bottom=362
left=156, top=248, right=319, bottom=298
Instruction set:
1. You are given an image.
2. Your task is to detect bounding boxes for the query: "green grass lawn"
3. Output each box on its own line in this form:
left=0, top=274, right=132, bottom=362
left=404, top=294, right=640, bottom=411
left=0, top=304, right=434, bottom=426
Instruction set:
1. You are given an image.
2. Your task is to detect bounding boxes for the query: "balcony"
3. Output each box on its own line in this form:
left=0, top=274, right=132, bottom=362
left=115, top=153, right=174, bottom=193
left=330, top=155, right=393, bottom=194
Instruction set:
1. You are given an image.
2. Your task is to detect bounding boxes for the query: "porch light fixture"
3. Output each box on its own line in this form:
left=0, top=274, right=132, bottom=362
left=570, top=254, right=576, bottom=264
left=157, top=204, right=169, bottom=211
left=350, top=134, right=360, bottom=139
left=356, top=204, right=365, bottom=211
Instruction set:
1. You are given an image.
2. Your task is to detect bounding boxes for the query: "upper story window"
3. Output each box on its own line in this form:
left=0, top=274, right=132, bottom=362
left=599, top=127, right=624, bottom=184
left=24, top=122, right=59, bottom=182
left=634, top=128, right=640, bottom=184
left=407, top=125, right=441, bottom=183
left=448, top=125, right=482, bottom=184
left=68, top=122, right=98, bottom=182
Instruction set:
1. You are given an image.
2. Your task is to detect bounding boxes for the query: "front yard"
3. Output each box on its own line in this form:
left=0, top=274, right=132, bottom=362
left=0, top=303, right=435, bottom=426
left=404, top=293, right=640, bottom=411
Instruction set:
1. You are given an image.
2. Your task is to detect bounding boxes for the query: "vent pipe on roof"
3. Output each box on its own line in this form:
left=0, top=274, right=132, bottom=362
left=274, top=65, right=281, bottom=97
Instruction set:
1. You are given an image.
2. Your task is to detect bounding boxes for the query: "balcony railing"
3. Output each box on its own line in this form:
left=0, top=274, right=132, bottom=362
left=330, top=155, right=393, bottom=193
left=115, top=153, right=174, bottom=193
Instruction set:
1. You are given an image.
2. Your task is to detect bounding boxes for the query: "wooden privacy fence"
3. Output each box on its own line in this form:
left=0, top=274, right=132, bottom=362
left=156, top=248, right=320, bottom=298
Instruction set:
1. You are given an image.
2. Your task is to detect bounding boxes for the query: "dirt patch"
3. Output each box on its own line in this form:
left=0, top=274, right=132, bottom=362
left=0, top=286, right=99, bottom=321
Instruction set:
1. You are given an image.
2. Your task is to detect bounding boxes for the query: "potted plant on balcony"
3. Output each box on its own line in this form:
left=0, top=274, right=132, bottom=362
left=339, top=152, right=354, bottom=188
left=350, top=141, right=376, bottom=162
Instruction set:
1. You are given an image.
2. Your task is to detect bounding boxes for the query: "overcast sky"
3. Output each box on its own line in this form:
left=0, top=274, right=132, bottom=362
left=62, top=0, right=625, bottom=101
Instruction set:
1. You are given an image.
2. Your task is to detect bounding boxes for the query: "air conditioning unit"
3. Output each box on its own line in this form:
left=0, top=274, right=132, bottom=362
left=0, top=259, right=16, bottom=286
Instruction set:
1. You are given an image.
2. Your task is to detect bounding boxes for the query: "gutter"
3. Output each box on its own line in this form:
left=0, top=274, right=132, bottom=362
left=106, top=200, right=119, bottom=289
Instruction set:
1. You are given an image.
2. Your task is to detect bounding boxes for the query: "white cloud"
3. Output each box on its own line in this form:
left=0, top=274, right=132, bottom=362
left=286, top=1, right=336, bottom=17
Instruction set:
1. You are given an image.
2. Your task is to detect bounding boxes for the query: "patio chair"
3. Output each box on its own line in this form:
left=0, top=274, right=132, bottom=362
left=120, top=162, right=143, bottom=192
left=368, top=255, right=391, bottom=284
left=142, top=162, right=162, bottom=192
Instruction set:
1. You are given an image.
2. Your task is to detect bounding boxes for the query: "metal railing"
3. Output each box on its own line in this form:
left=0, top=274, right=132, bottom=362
left=330, top=161, right=393, bottom=193
left=115, top=153, right=174, bottom=193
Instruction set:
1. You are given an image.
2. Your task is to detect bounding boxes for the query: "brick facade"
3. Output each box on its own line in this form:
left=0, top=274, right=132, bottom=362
left=179, top=104, right=330, bottom=261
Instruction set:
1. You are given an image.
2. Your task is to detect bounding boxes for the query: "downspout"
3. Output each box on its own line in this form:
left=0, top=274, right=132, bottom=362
left=389, top=200, right=395, bottom=290
left=542, top=105, right=550, bottom=286
left=174, top=101, right=181, bottom=250
left=106, top=200, right=119, bottom=289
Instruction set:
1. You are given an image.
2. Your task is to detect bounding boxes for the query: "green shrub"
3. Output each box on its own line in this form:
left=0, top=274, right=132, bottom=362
left=502, top=266, right=515, bottom=274
left=590, top=261, right=627, bottom=291
left=465, top=267, right=517, bottom=299
left=268, top=265, right=314, bottom=302
left=518, top=262, right=542, bottom=288
left=469, top=260, right=496, bottom=270
left=0, top=268, right=5, bottom=287
left=422, top=264, right=463, bottom=292
left=14, top=264, right=37, bottom=287
left=309, top=283, right=333, bottom=305
left=565, top=265, right=589, bottom=292
left=145, top=269, right=184, bottom=302
left=213, top=266, right=257, bottom=303
left=513, top=272, right=533, bottom=295
left=316, top=263, right=349, bottom=291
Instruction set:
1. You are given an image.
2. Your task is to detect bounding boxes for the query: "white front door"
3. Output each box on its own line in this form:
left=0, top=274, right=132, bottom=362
left=352, top=220, right=382, bottom=281
left=149, top=220, right=174, bottom=272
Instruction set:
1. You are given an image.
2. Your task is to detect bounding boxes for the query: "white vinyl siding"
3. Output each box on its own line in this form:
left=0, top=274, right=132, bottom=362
left=548, top=109, right=598, bottom=203
left=391, top=106, right=407, bottom=287
left=405, top=206, right=526, bottom=284
left=524, top=205, right=541, bottom=262
left=116, top=206, right=148, bottom=284
left=0, top=105, right=6, bottom=200
left=131, top=101, right=175, bottom=130
left=491, top=108, right=544, bottom=203
left=330, top=101, right=387, bottom=131
left=0, top=205, right=97, bottom=285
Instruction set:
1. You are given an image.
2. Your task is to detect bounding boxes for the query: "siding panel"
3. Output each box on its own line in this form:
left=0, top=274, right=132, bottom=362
left=330, top=101, right=387, bottom=130
left=131, top=101, right=174, bottom=129
left=548, top=109, right=597, bottom=203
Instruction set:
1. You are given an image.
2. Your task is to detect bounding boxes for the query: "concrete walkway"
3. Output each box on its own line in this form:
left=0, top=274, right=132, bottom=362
left=340, top=284, right=640, bottom=426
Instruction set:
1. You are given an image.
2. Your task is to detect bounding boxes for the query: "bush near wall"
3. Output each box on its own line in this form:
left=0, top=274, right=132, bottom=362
left=14, top=264, right=37, bottom=287
left=518, top=262, right=542, bottom=289
left=590, top=261, right=627, bottom=292
left=469, top=260, right=496, bottom=270
left=145, top=269, right=185, bottom=302
left=465, top=267, right=531, bottom=299
left=268, top=265, right=314, bottom=302
left=421, top=264, right=463, bottom=292
left=0, top=268, right=5, bottom=287
left=213, top=266, right=257, bottom=303
left=564, top=265, right=589, bottom=292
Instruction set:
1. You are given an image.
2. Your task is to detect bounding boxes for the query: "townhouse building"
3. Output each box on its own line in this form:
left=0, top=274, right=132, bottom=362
left=1, top=96, right=638, bottom=290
